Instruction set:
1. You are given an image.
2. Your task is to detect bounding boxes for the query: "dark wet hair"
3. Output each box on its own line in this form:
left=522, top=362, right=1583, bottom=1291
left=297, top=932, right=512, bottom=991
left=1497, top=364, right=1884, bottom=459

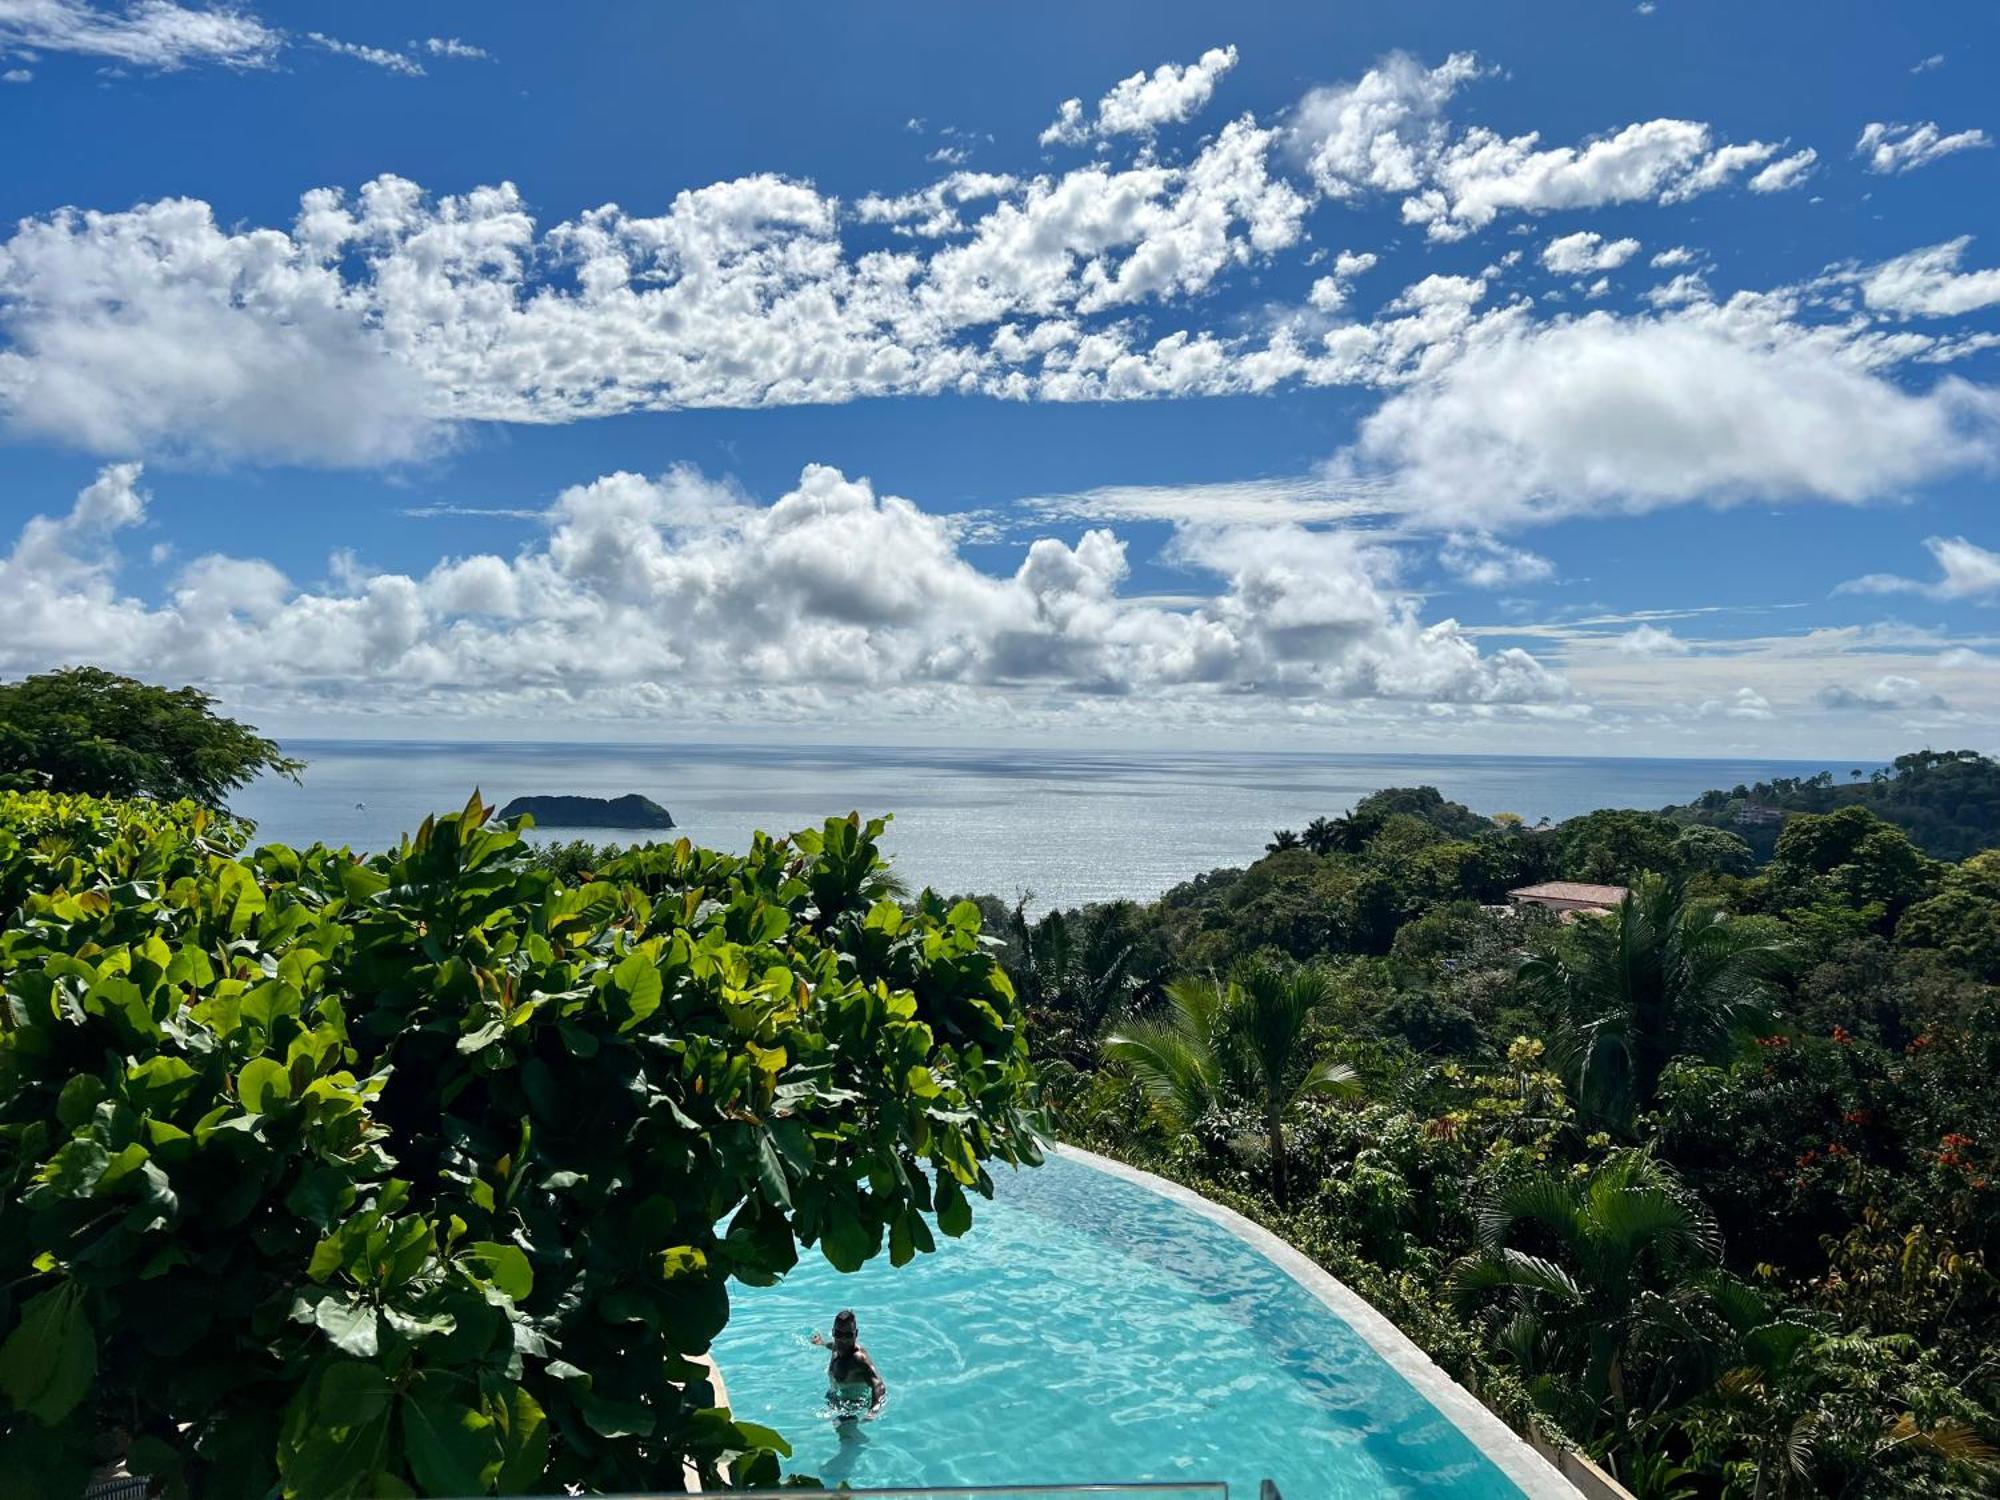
left=833, top=1309, right=858, bottom=1337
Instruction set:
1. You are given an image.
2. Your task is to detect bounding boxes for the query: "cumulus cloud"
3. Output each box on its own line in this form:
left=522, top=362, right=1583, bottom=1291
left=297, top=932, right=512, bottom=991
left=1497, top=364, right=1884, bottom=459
left=1542, top=231, right=1641, bottom=274
left=1650, top=245, right=1697, bottom=268
left=1700, top=687, right=1774, bottom=720
left=1839, top=535, right=2000, bottom=601
left=1347, top=310, right=2000, bottom=527
left=1289, top=51, right=1790, bottom=241
left=0, top=462, right=1563, bottom=718
left=1857, top=237, right=2000, bottom=318
left=0, top=194, right=445, bottom=464
left=0, top=150, right=1313, bottom=459
left=1614, top=623, right=1691, bottom=655
left=1289, top=50, right=1484, bottom=199
left=0, top=0, right=278, bottom=69
left=1855, top=120, right=1992, bottom=173
left=1040, top=45, right=1238, bottom=145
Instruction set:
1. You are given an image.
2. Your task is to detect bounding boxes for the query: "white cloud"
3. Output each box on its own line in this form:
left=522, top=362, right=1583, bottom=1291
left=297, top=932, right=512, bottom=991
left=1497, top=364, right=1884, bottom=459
left=1290, top=53, right=1790, bottom=241
left=1614, top=623, right=1691, bottom=655
left=1650, top=245, right=1697, bottom=268
left=0, top=193, right=445, bottom=464
left=1306, top=248, right=1379, bottom=311
left=1409, top=121, right=1774, bottom=240
left=0, top=462, right=1564, bottom=719
left=1911, top=54, right=1945, bottom=74
left=1700, top=686, right=1774, bottom=720
left=1290, top=50, right=1485, bottom=199
left=1348, top=311, right=2000, bottom=527
left=0, top=139, right=1327, bottom=461
left=1857, top=237, right=2000, bottom=318
left=1438, top=532, right=1554, bottom=588
left=420, top=36, right=488, bottom=61
left=1749, top=147, right=1817, bottom=193
left=2, top=65, right=30, bottom=80
left=1040, top=44, right=1238, bottom=145
left=1855, top=120, right=1992, bottom=174
left=0, top=0, right=277, bottom=69
left=305, top=31, right=422, bottom=76
left=1839, top=536, right=2000, bottom=601
left=1541, top=231, right=1641, bottom=274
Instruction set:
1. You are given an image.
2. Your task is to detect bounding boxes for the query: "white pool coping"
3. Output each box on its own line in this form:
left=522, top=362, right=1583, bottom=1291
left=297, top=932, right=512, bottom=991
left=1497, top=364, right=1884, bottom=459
left=1051, top=1142, right=1585, bottom=1500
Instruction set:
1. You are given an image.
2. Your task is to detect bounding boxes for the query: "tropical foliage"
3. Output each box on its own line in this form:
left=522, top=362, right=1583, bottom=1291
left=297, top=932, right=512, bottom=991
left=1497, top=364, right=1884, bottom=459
left=1030, top=759, right=2000, bottom=1497
left=0, top=668, right=301, bottom=808
left=0, top=791, right=1036, bottom=1497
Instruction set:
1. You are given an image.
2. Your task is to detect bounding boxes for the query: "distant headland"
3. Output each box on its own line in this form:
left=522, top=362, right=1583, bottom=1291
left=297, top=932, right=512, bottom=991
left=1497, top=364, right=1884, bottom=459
left=497, top=793, right=676, bottom=830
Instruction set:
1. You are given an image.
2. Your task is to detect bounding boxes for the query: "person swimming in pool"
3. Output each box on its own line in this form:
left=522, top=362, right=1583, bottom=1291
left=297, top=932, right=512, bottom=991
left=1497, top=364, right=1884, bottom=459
left=810, top=1308, right=886, bottom=1420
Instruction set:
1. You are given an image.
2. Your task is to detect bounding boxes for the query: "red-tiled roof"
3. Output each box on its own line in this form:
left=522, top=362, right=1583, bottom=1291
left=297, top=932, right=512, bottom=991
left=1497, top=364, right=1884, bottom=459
left=1507, top=881, right=1630, bottom=905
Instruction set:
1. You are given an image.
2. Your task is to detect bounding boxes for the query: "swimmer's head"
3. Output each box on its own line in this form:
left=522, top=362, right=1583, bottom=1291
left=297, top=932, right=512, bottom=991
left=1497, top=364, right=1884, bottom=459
left=832, top=1309, right=858, bottom=1347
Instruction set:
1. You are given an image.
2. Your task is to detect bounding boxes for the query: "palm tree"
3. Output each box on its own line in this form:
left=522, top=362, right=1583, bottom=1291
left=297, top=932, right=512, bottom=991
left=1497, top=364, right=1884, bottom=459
left=1522, top=874, right=1782, bottom=1133
left=1010, top=902, right=1140, bottom=1064
left=1228, top=962, right=1357, bottom=1203
left=1266, top=828, right=1302, bottom=853
left=1101, top=976, right=1231, bottom=1136
left=1302, top=816, right=1339, bottom=855
left=1450, top=1153, right=1725, bottom=1447
left=1102, top=964, right=1356, bottom=1203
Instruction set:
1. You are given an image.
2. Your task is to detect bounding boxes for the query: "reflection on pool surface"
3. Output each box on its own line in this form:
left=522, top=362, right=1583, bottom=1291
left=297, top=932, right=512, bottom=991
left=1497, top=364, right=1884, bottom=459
left=714, top=1151, right=1540, bottom=1498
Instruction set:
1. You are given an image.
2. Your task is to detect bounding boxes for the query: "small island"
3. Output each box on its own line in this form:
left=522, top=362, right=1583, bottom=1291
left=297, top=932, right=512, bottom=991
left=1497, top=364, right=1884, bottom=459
left=497, top=793, right=676, bottom=830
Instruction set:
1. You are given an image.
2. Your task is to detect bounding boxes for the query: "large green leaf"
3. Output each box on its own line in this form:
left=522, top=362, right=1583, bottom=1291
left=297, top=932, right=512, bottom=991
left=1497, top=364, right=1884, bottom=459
left=0, top=1284, right=95, bottom=1423
left=402, top=1378, right=502, bottom=1495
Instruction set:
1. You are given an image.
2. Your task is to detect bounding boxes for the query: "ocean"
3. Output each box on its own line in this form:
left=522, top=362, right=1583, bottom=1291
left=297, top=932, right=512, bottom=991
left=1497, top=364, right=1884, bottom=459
left=226, top=742, right=1853, bottom=912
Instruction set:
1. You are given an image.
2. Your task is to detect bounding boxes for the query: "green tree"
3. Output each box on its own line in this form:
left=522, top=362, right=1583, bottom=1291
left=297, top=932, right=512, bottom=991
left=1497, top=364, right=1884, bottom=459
left=1670, top=824, right=1756, bottom=879
left=1523, top=876, right=1782, bottom=1132
left=1228, top=963, right=1358, bottom=1202
left=0, top=667, right=301, bottom=808
left=1008, top=901, right=1142, bottom=1063
left=0, top=792, right=1036, bottom=1496
left=1103, top=964, right=1355, bottom=1202
left=1266, top=828, right=1303, bottom=853
left=1896, top=849, right=2000, bottom=981
left=1450, top=1153, right=1728, bottom=1448
left=1766, top=805, right=1934, bottom=922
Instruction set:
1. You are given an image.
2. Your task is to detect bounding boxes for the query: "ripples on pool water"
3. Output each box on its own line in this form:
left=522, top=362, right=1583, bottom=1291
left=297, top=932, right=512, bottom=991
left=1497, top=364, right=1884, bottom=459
left=714, top=1152, right=1526, bottom=1498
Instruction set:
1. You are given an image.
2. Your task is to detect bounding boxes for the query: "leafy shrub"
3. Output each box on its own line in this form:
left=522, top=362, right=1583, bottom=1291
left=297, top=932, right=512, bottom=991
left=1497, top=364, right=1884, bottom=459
left=0, top=791, right=1037, bottom=1497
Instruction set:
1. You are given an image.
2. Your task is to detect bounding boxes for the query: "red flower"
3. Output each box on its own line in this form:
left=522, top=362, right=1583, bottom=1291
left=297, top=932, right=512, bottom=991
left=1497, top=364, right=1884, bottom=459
left=1831, top=1025, right=1852, bottom=1044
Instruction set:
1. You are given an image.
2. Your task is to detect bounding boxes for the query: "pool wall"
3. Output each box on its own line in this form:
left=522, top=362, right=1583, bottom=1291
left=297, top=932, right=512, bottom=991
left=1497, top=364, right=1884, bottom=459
left=1050, top=1143, right=1588, bottom=1500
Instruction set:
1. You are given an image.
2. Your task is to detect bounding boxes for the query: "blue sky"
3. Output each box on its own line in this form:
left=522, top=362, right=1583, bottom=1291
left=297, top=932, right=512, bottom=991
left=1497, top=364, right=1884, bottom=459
left=1, top=2, right=1996, bottom=753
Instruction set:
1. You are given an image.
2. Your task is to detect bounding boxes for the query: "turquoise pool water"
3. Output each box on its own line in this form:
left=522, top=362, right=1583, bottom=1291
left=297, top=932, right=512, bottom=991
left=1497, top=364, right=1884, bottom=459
left=714, top=1152, right=1534, bottom=1497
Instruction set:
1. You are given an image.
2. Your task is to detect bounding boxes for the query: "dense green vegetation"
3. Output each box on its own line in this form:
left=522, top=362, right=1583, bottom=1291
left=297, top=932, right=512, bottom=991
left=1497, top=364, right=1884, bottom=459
left=0, top=668, right=301, bottom=808
left=1663, top=749, right=2000, bottom=863
left=1021, top=760, right=2000, bottom=1498
left=0, top=791, right=1035, bottom=1497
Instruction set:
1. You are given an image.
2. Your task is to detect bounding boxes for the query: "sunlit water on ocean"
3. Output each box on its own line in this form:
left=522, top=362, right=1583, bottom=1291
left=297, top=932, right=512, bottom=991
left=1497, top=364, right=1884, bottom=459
left=715, top=1150, right=1527, bottom=1497
left=231, top=741, right=1847, bottom=911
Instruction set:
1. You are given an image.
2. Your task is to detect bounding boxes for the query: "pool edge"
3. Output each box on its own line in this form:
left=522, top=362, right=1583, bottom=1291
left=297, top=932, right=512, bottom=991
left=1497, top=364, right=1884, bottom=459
left=1048, top=1141, right=1586, bottom=1500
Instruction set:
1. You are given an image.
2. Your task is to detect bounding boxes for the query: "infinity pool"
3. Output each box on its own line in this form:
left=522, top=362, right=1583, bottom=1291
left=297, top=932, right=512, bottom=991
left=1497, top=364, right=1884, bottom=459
left=715, top=1149, right=1563, bottom=1497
